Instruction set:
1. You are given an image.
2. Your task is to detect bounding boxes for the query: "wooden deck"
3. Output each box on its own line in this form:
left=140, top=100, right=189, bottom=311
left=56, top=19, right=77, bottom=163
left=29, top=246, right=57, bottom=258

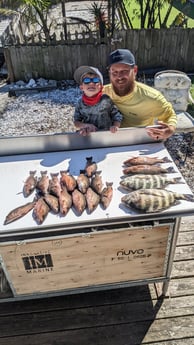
left=0, top=215, right=194, bottom=345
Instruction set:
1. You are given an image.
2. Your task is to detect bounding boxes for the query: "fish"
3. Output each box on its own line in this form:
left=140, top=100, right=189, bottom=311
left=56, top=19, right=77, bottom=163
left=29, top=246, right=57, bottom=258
left=60, top=170, right=77, bottom=192
left=121, top=188, right=194, bottom=213
left=91, top=171, right=103, bottom=194
left=72, top=188, right=86, bottom=215
left=33, top=197, right=50, bottom=224
left=100, top=182, right=113, bottom=209
left=123, top=165, right=176, bottom=175
left=23, top=170, right=37, bottom=197
left=58, top=185, right=72, bottom=216
left=49, top=173, right=62, bottom=197
left=77, top=170, right=90, bottom=194
left=43, top=193, right=59, bottom=214
left=4, top=201, right=36, bottom=225
left=85, top=157, right=97, bottom=177
left=36, top=171, right=50, bottom=195
left=123, top=156, right=172, bottom=166
left=85, top=187, right=100, bottom=213
left=120, top=174, right=184, bottom=191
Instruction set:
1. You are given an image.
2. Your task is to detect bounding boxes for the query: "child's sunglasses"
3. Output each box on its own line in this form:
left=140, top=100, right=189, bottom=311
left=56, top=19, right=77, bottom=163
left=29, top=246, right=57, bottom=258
left=82, top=77, right=101, bottom=84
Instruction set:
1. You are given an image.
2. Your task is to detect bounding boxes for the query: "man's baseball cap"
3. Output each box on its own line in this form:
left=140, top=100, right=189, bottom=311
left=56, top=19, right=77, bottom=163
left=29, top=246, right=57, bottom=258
left=74, top=66, right=103, bottom=84
left=108, top=49, right=136, bottom=67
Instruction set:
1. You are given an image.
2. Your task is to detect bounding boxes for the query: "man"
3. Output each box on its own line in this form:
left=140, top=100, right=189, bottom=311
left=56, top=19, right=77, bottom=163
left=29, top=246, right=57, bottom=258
left=103, top=49, right=177, bottom=140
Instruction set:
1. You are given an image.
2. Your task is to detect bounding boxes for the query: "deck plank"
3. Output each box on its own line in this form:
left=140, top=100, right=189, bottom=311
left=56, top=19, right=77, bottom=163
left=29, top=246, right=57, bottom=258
left=0, top=216, right=193, bottom=344
left=0, top=316, right=194, bottom=345
left=0, top=295, right=193, bottom=338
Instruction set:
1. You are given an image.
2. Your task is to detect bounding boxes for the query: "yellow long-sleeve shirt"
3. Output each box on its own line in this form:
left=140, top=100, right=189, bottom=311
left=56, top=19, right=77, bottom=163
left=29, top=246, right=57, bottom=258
left=103, top=81, right=177, bottom=128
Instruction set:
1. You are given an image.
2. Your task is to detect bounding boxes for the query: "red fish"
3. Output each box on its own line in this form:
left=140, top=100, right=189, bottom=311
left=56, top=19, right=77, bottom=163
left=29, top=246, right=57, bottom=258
left=58, top=185, right=72, bottom=216
left=44, top=193, right=59, bottom=214
left=60, top=170, right=77, bottom=192
left=23, top=170, right=37, bottom=197
left=123, top=165, right=176, bottom=175
left=49, top=172, right=62, bottom=197
left=72, top=188, right=86, bottom=215
left=4, top=201, right=36, bottom=225
left=77, top=170, right=90, bottom=194
left=123, top=156, right=172, bottom=166
left=85, top=187, right=100, bottom=213
left=33, top=197, right=50, bottom=224
left=36, top=171, right=50, bottom=195
left=91, top=171, right=103, bottom=194
left=100, top=182, right=113, bottom=209
left=85, top=157, right=97, bottom=177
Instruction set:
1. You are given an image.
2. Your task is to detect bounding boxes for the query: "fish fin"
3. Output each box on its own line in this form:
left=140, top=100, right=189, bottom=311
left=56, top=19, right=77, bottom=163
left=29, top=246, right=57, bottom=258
left=17, top=191, right=23, bottom=195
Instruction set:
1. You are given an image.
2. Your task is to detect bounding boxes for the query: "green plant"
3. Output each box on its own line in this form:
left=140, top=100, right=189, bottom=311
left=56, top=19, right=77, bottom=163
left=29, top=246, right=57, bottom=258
left=89, top=2, right=108, bottom=37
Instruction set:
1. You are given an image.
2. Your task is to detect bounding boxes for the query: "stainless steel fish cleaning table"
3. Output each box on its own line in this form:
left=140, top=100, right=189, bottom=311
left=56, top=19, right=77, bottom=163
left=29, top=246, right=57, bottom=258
left=0, top=128, right=194, bottom=301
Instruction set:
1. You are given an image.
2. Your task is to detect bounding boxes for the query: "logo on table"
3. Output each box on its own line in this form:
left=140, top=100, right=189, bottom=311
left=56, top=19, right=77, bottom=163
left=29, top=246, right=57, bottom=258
left=22, top=254, right=53, bottom=273
left=111, top=248, right=152, bottom=261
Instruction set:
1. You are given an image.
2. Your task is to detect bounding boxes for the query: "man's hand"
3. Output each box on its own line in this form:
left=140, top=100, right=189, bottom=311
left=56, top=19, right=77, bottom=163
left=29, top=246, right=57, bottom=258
left=146, top=121, right=176, bottom=140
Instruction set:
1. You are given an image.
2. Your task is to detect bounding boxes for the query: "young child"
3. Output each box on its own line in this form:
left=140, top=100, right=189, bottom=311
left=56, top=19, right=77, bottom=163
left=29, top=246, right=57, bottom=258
left=73, top=66, right=123, bottom=136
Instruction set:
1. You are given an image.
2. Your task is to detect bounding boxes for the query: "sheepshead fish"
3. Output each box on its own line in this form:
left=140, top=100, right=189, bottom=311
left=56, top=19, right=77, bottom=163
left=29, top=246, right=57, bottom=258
left=23, top=170, right=37, bottom=197
left=91, top=171, right=103, bottom=194
left=33, top=197, right=50, bottom=224
left=100, top=182, right=113, bottom=209
left=49, top=173, right=62, bottom=197
left=36, top=171, right=50, bottom=195
left=43, top=193, right=59, bottom=214
left=123, top=156, right=172, bottom=166
left=123, top=165, right=176, bottom=175
left=77, top=170, right=90, bottom=194
left=4, top=201, right=36, bottom=225
left=86, top=187, right=100, bottom=213
left=121, top=189, right=194, bottom=213
left=120, top=174, right=183, bottom=191
left=60, top=170, right=77, bottom=192
left=58, top=185, right=72, bottom=216
left=72, top=188, right=86, bottom=215
left=85, top=157, right=97, bottom=177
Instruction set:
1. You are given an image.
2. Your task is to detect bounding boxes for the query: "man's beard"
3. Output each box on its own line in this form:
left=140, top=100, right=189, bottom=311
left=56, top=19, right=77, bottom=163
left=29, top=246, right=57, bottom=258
left=112, top=80, right=135, bottom=96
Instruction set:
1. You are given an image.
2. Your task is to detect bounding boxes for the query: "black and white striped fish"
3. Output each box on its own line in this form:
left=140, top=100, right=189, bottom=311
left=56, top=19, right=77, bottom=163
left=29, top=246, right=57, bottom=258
left=121, top=189, right=194, bottom=213
left=120, top=174, right=183, bottom=191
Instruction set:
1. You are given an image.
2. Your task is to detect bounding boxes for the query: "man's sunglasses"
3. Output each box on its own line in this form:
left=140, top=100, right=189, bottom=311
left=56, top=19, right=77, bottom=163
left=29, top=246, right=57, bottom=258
left=82, top=77, right=101, bottom=84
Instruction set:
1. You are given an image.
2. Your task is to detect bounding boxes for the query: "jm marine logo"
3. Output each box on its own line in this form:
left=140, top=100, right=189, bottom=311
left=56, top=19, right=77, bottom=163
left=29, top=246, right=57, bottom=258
left=22, top=254, right=53, bottom=272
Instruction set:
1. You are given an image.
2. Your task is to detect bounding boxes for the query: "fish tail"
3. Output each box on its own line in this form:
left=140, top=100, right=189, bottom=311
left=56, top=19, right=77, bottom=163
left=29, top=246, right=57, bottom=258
left=105, top=182, right=113, bottom=187
left=40, top=170, right=48, bottom=175
left=60, top=169, right=69, bottom=174
left=167, top=167, right=176, bottom=173
left=173, top=177, right=184, bottom=184
left=50, top=172, right=59, bottom=177
left=29, top=170, right=37, bottom=176
left=182, top=194, right=194, bottom=202
left=163, top=157, right=172, bottom=163
left=86, top=156, right=93, bottom=162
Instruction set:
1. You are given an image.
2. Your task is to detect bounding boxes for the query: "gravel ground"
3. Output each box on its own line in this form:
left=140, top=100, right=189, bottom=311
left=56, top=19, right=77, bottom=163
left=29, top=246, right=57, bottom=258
left=0, top=83, right=194, bottom=193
